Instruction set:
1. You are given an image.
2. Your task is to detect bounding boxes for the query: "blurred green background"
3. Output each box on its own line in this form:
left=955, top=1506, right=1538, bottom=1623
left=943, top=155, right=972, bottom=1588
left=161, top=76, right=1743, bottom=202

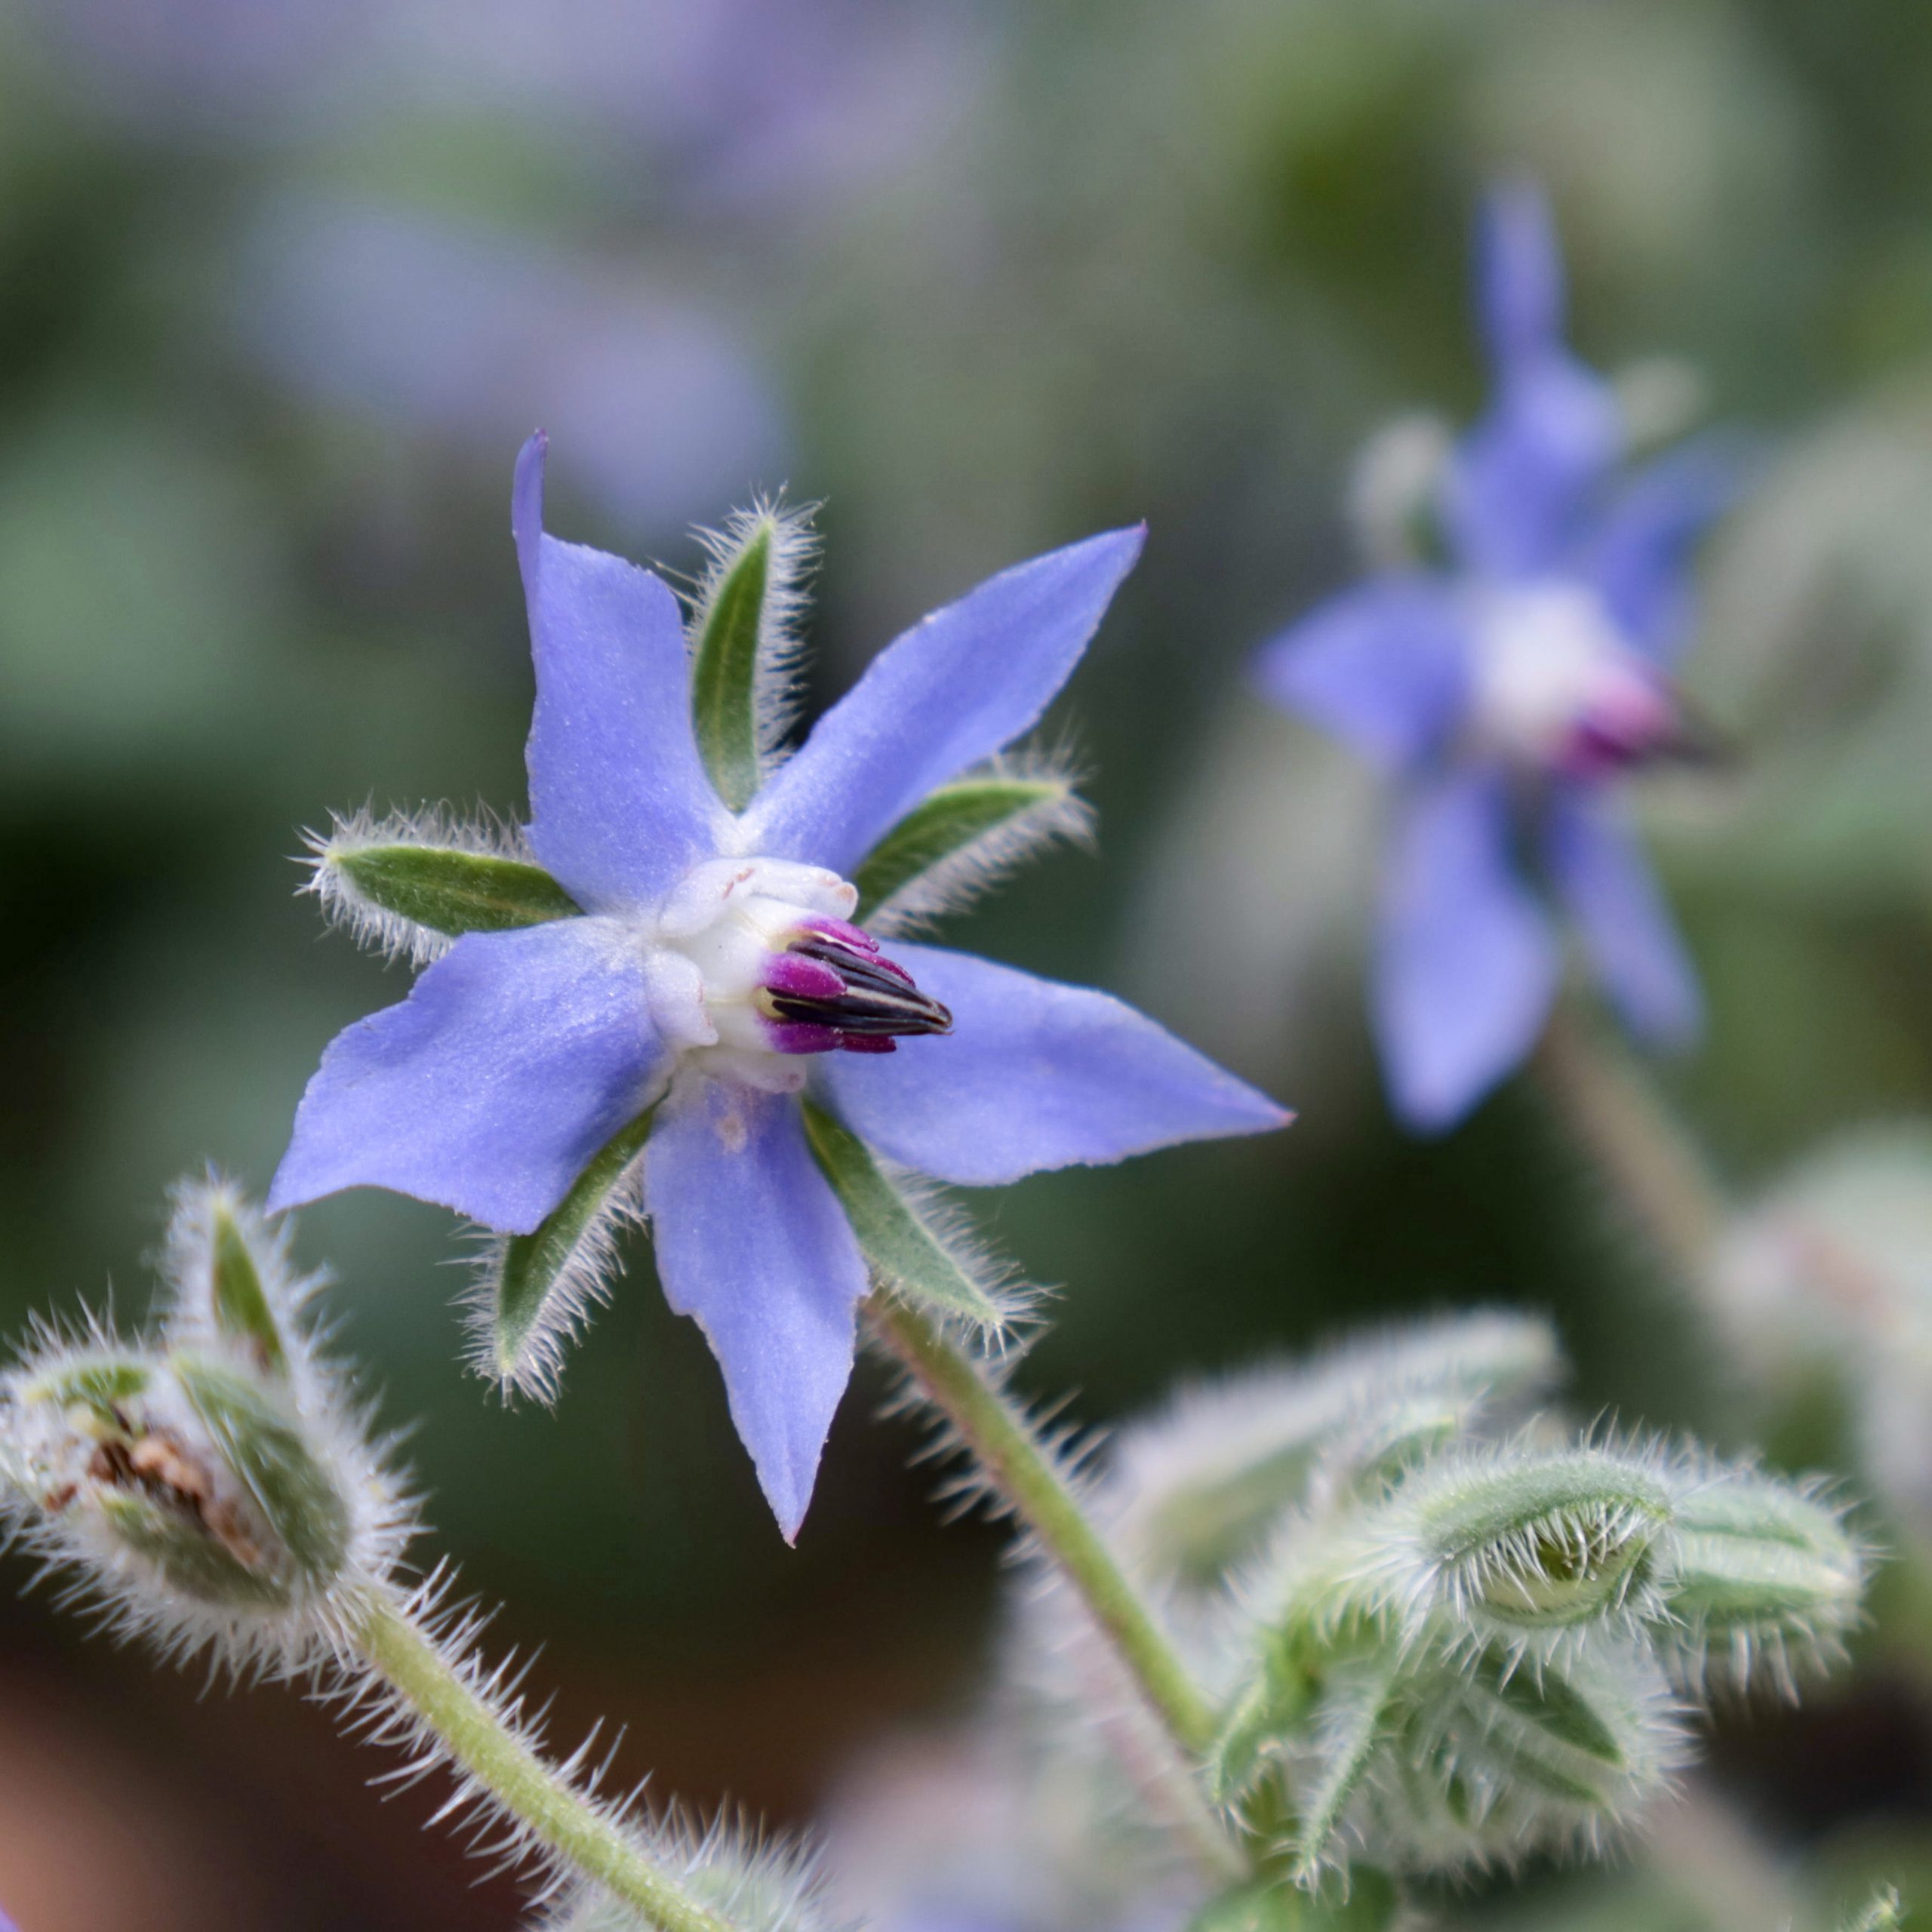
left=5, top=0, right=1932, bottom=1924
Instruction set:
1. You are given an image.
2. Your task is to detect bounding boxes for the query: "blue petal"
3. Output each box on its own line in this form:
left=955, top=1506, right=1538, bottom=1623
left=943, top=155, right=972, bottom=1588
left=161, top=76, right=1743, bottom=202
left=1447, top=186, right=1622, bottom=578
left=1372, top=769, right=1560, bottom=1132
left=514, top=432, right=724, bottom=912
left=1475, top=180, right=1567, bottom=373
left=269, top=919, right=666, bottom=1232
left=1446, top=361, right=1623, bottom=580
left=1586, top=437, right=1744, bottom=663
left=645, top=1078, right=869, bottom=1542
left=1544, top=787, right=1701, bottom=1048
left=818, top=944, right=1290, bottom=1186
left=740, top=528, right=1144, bottom=874
left=1252, top=575, right=1469, bottom=769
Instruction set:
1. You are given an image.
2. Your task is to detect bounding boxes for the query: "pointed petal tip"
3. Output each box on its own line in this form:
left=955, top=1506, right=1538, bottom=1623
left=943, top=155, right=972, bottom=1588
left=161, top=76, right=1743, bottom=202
left=512, top=431, right=549, bottom=580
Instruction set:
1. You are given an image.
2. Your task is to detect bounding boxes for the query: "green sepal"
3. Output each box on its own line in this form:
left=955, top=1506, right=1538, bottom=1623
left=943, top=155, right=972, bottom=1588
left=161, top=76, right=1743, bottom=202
left=23, top=1357, right=152, bottom=1433
left=853, top=776, right=1072, bottom=921
left=1291, top=1654, right=1403, bottom=1880
left=491, top=1106, right=658, bottom=1386
left=98, top=1489, right=292, bottom=1609
left=1434, top=1646, right=1635, bottom=1810
left=334, top=843, right=580, bottom=939
left=1207, top=1648, right=1315, bottom=1807
left=172, top=1353, right=350, bottom=1586
left=208, top=1200, right=288, bottom=1376
left=801, top=1100, right=1005, bottom=1330
left=691, top=521, right=771, bottom=812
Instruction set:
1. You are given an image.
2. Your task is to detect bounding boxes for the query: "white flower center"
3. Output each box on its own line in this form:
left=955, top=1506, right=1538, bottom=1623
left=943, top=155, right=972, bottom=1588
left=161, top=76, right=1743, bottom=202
left=642, top=856, right=949, bottom=1094
left=1465, top=580, right=1672, bottom=777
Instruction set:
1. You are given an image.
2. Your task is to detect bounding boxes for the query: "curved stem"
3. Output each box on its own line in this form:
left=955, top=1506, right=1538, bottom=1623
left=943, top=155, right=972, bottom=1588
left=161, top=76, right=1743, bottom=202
left=353, top=1592, right=734, bottom=1932
left=1530, top=1000, right=1728, bottom=1283
left=865, top=1297, right=1219, bottom=1755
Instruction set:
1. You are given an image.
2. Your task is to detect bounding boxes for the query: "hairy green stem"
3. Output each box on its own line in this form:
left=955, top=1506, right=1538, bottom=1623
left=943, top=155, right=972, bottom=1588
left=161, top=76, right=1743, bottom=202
left=866, top=1297, right=1245, bottom=1883
left=1530, top=1001, right=1728, bottom=1283
left=866, top=1297, right=1219, bottom=1752
left=354, top=1593, right=734, bottom=1932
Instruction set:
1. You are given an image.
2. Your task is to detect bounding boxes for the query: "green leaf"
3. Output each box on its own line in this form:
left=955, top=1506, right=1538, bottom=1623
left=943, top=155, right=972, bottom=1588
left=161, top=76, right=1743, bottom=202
left=334, top=843, right=580, bottom=938
left=208, top=1200, right=288, bottom=1375
left=690, top=521, right=771, bottom=811
left=801, top=1100, right=1005, bottom=1329
left=853, top=776, right=1072, bottom=921
left=491, top=1107, right=658, bottom=1386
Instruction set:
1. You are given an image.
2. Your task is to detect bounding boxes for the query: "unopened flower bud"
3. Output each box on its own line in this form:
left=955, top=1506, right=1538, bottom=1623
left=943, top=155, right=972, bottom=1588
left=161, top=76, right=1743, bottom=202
left=0, top=1181, right=411, bottom=1668
left=1398, top=1445, right=1673, bottom=1639
left=1657, top=1462, right=1867, bottom=1696
left=1366, top=1641, right=1687, bottom=1872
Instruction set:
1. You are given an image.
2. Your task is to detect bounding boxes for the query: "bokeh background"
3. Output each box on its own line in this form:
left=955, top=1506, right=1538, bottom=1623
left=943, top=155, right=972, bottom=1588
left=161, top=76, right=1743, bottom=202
left=5, top=0, right=1932, bottom=1924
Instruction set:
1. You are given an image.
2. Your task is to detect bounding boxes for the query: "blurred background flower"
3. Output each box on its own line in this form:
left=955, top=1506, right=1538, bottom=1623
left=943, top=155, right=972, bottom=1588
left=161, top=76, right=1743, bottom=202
left=6, top=0, right=1932, bottom=1925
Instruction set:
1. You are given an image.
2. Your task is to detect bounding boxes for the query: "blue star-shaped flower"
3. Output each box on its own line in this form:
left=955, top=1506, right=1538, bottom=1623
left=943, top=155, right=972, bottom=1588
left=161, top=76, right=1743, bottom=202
left=1254, top=183, right=1739, bottom=1133
left=272, top=435, right=1287, bottom=1537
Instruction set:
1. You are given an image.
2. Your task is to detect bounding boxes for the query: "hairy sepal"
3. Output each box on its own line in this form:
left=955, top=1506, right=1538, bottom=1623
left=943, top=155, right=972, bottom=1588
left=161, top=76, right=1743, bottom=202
left=303, top=804, right=580, bottom=967
left=1655, top=1458, right=1868, bottom=1697
left=854, top=756, right=1094, bottom=931
left=467, top=1109, right=658, bottom=1401
left=687, top=500, right=817, bottom=812
left=1364, top=1641, right=1688, bottom=1874
left=802, top=1100, right=1017, bottom=1334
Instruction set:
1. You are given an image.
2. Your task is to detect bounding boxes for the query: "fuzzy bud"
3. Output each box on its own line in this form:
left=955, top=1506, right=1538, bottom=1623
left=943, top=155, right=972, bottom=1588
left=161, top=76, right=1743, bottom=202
left=1361, top=1641, right=1687, bottom=1874
left=0, top=1180, right=411, bottom=1670
left=1393, top=1445, right=1673, bottom=1641
left=1656, top=1462, right=1867, bottom=1696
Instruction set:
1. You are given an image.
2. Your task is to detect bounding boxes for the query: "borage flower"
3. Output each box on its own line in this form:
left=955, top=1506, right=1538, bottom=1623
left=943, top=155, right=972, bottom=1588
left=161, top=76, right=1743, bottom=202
left=271, top=435, right=1286, bottom=1537
left=1254, top=183, right=1740, bottom=1131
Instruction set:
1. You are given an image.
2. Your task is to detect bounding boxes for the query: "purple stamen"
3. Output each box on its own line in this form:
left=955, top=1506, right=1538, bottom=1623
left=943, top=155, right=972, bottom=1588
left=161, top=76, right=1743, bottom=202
left=758, top=921, right=952, bottom=1055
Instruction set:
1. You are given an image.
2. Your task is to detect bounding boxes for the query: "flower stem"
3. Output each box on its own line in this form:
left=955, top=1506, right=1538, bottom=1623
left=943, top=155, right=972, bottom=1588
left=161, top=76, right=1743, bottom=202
left=352, top=1592, right=734, bottom=1932
left=865, top=1295, right=1219, bottom=1758
left=1529, top=1000, right=1728, bottom=1283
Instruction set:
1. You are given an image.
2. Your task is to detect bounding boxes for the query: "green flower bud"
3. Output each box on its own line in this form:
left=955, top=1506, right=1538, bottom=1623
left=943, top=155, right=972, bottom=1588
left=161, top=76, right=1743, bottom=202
left=1399, top=1445, right=1674, bottom=1638
left=0, top=1180, right=412, bottom=1669
left=1364, top=1641, right=1687, bottom=1875
left=1657, top=1462, right=1867, bottom=1695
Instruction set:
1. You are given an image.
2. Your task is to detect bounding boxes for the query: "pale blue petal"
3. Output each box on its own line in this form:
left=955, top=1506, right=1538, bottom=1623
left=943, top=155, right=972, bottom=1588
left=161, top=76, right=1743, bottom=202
left=740, top=528, right=1145, bottom=874
left=1252, top=576, right=1469, bottom=770
left=644, top=1078, right=869, bottom=1542
left=1446, top=360, right=1623, bottom=580
left=1373, top=769, right=1561, bottom=1133
left=1545, top=788, right=1701, bottom=1047
left=818, top=943, right=1290, bottom=1186
left=1447, top=186, right=1621, bottom=578
left=1475, top=180, right=1567, bottom=373
left=1586, top=437, right=1744, bottom=662
left=514, top=432, right=724, bottom=912
left=269, top=918, right=665, bottom=1232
